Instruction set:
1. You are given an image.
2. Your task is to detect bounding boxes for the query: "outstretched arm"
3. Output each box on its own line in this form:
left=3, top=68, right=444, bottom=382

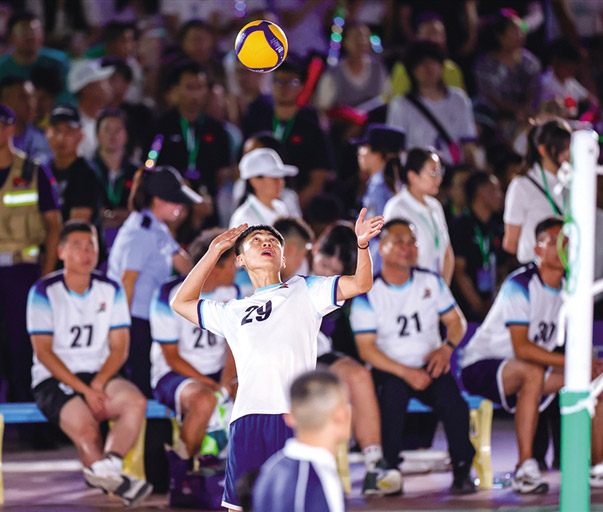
left=171, top=224, right=248, bottom=324
left=336, top=208, right=384, bottom=302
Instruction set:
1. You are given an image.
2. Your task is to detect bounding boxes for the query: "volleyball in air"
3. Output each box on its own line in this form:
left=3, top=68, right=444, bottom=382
left=235, top=20, right=288, bottom=72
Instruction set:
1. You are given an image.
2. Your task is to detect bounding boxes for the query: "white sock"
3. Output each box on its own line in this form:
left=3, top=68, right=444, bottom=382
left=363, top=444, right=383, bottom=470
left=106, top=453, right=123, bottom=475
left=91, top=457, right=119, bottom=477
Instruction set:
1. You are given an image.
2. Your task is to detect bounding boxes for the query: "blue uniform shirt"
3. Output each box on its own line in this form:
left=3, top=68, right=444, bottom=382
left=107, top=208, right=179, bottom=320
left=362, top=170, right=393, bottom=219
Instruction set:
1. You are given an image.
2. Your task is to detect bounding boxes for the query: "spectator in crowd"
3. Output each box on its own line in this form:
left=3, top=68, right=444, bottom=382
left=460, top=218, right=603, bottom=494
left=351, top=218, right=476, bottom=495
left=29, top=61, right=64, bottom=130
left=150, top=59, right=231, bottom=234
left=150, top=228, right=238, bottom=460
left=107, top=166, right=197, bottom=397
left=387, top=41, right=478, bottom=166
left=503, top=118, right=571, bottom=264
left=0, top=104, right=61, bottom=409
left=273, top=216, right=314, bottom=280
left=383, top=148, right=454, bottom=284
left=312, top=222, right=403, bottom=496
left=537, top=38, right=599, bottom=119
left=89, top=109, right=137, bottom=244
left=178, top=19, right=225, bottom=88
left=46, top=105, right=101, bottom=225
left=486, top=142, right=523, bottom=192
left=26, top=220, right=152, bottom=507
left=242, top=56, right=334, bottom=210
left=439, top=164, right=472, bottom=224
left=0, top=75, right=52, bottom=164
left=229, top=148, right=299, bottom=229
left=68, top=59, right=114, bottom=160
left=390, top=12, right=466, bottom=98
left=450, top=171, right=505, bottom=321
left=315, top=22, right=390, bottom=112
left=252, top=369, right=348, bottom=512
left=0, top=10, right=71, bottom=104
left=474, top=10, right=542, bottom=139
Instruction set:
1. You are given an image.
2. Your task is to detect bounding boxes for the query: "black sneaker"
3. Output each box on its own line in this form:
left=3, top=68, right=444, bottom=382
left=113, top=475, right=153, bottom=508
left=451, top=473, right=477, bottom=495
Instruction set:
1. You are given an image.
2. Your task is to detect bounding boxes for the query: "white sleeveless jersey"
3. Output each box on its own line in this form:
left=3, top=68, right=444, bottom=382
left=461, top=263, right=565, bottom=368
left=350, top=268, right=456, bottom=368
left=149, top=277, right=240, bottom=388
left=27, top=270, right=131, bottom=388
left=198, top=275, right=343, bottom=423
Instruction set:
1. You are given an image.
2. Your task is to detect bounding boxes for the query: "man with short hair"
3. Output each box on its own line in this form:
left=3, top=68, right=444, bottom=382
left=253, top=369, right=349, bottom=512
left=351, top=218, right=477, bottom=495
left=150, top=228, right=238, bottom=460
left=273, top=217, right=315, bottom=280
left=27, top=221, right=152, bottom=506
left=171, top=208, right=384, bottom=511
left=461, top=217, right=603, bottom=493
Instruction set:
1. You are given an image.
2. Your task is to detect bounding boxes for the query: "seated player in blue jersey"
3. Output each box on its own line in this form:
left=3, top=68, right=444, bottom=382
left=170, top=207, right=384, bottom=512
left=461, top=217, right=603, bottom=494
left=26, top=221, right=152, bottom=507
left=253, top=369, right=349, bottom=512
left=350, top=218, right=477, bottom=495
left=150, top=228, right=239, bottom=461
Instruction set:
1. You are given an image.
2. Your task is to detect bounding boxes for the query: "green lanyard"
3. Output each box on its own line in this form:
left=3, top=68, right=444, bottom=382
left=418, top=211, right=440, bottom=250
left=93, top=155, right=124, bottom=208
left=272, top=115, right=296, bottom=143
left=472, top=221, right=491, bottom=267
left=539, top=168, right=563, bottom=216
left=180, top=116, right=201, bottom=170
left=248, top=196, right=267, bottom=224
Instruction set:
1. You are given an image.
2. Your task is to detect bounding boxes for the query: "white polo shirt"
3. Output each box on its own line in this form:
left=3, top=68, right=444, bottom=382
left=229, top=194, right=290, bottom=228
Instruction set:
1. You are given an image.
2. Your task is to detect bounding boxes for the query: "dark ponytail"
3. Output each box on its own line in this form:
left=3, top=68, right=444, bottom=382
left=523, top=118, right=571, bottom=173
left=131, top=169, right=154, bottom=212
left=383, top=155, right=402, bottom=194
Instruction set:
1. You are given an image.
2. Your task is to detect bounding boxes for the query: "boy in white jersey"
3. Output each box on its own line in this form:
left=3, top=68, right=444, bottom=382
left=26, top=221, right=152, bottom=507
left=171, top=208, right=384, bottom=512
left=350, top=219, right=476, bottom=495
left=150, top=228, right=238, bottom=460
left=461, top=217, right=603, bottom=494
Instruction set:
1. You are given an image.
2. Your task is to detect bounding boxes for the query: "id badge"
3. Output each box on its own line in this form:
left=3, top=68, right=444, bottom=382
left=477, top=266, right=494, bottom=293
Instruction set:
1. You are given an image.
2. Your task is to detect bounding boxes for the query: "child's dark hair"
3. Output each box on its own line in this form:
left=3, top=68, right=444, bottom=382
left=524, top=118, right=571, bottom=172
left=400, top=147, right=438, bottom=184
left=234, top=225, right=285, bottom=256
left=59, top=220, right=94, bottom=244
left=535, top=217, right=564, bottom=239
left=315, top=222, right=357, bottom=275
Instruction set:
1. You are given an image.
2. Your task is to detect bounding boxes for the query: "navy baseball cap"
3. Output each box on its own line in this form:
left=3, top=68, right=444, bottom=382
left=49, top=104, right=81, bottom=127
left=146, top=166, right=202, bottom=204
left=0, top=104, right=16, bottom=125
left=352, top=123, right=406, bottom=153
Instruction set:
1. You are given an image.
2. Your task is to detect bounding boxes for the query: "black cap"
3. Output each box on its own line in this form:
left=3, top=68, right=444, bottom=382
left=0, top=104, right=16, bottom=125
left=146, top=166, right=202, bottom=204
left=49, top=104, right=81, bottom=127
left=352, top=123, right=406, bottom=153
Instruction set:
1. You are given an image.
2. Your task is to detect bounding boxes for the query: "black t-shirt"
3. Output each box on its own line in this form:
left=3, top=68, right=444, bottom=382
left=89, top=153, right=137, bottom=210
left=51, top=157, right=101, bottom=222
left=242, top=95, right=333, bottom=191
left=0, top=161, right=59, bottom=213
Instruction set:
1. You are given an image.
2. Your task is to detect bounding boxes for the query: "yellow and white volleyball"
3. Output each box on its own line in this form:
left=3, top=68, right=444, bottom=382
left=235, top=20, right=288, bottom=73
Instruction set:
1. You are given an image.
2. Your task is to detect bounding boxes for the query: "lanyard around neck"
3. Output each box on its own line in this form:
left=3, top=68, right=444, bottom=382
left=539, top=167, right=563, bottom=216
left=94, top=155, right=124, bottom=208
left=272, top=115, right=296, bottom=144
left=471, top=220, right=491, bottom=266
left=180, top=116, right=201, bottom=170
left=418, top=210, right=440, bottom=250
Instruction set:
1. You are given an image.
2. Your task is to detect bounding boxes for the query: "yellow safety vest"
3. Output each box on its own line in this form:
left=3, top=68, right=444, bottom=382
left=0, top=150, right=46, bottom=264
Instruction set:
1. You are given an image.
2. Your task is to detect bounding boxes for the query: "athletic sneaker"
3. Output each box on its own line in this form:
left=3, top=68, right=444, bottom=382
left=590, top=462, right=603, bottom=487
left=512, top=458, right=549, bottom=494
left=362, top=458, right=403, bottom=496
left=83, top=458, right=123, bottom=493
left=113, top=474, right=153, bottom=508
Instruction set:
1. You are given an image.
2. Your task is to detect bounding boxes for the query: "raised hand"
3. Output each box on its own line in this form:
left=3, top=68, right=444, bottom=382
left=209, top=224, right=248, bottom=254
left=355, top=208, right=384, bottom=247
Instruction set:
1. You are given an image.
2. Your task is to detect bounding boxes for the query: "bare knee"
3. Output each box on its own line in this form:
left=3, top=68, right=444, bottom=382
left=70, top=422, right=102, bottom=448
left=185, top=389, right=217, bottom=419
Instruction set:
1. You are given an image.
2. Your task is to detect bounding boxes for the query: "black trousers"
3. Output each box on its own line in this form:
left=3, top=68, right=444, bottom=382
left=372, top=368, right=476, bottom=470
left=127, top=317, right=153, bottom=398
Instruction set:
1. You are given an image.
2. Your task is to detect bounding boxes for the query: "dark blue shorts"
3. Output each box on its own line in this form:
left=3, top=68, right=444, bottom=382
left=153, top=370, right=221, bottom=419
left=222, top=413, right=293, bottom=510
left=461, top=358, right=555, bottom=413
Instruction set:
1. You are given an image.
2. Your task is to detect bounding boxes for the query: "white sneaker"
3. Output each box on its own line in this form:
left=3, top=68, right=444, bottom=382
left=362, top=458, right=403, bottom=496
left=512, top=458, right=549, bottom=495
left=590, top=462, right=603, bottom=488
left=113, top=474, right=153, bottom=508
left=83, top=458, right=123, bottom=493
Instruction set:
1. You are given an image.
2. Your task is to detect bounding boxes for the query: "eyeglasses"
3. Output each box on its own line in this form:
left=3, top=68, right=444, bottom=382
left=274, top=78, right=302, bottom=88
left=421, top=167, right=444, bottom=179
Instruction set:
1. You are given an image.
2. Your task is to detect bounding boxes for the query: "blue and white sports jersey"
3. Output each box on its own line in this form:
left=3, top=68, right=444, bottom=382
left=198, top=275, right=342, bottom=423
left=27, top=270, right=131, bottom=388
left=253, top=438, right=345, bottom=512
left=461, top=263, right=564, bottom=368
left=107, top=208, right=180, bottom=320
left=149, top=276, right=240, bottom=388
left=350, top=269, right=456, bottom=368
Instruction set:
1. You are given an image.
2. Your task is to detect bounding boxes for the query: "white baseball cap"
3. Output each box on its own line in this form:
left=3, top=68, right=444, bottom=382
left=68, top=59, right=115, bottom=93
left=239, top=148, right=298, bottom=180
